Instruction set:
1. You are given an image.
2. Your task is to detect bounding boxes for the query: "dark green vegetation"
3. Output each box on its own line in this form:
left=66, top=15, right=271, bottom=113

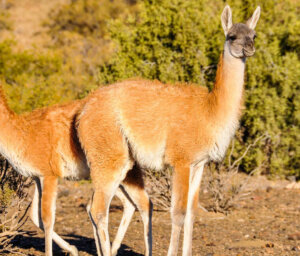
left=1, top=0, right=299, bottom=177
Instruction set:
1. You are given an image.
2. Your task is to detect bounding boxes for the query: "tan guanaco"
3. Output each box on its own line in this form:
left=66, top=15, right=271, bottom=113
left=76, top=5, right=260, bottom=256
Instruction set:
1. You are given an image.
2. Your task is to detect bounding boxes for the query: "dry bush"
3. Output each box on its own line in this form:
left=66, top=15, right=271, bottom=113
left=144, top=168, right=172, bottom=211
left=205, top=133, right=270, bottom=214
left=0, top=155, right=32, bottom=254
left=204, top=165, right=252, bottom=214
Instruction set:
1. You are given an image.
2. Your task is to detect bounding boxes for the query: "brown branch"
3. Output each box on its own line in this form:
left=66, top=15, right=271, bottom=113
left=230, top=132, right=269, bottom=169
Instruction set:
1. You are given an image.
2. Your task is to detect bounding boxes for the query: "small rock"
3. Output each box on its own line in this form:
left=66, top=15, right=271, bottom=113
left=265, top=242, right=274, bottom=248
left=291, top=246, right=300, bottom=251
left=58, top=189, right=69, bottom=198
left=79, top=203, right=86, bottom=208
left=266, top=186, right=272, bottom=192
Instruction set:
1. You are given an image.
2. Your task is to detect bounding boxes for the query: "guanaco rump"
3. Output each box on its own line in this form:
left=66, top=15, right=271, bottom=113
left=77, top=5, right=261, bottom=256
left=0, top=90, right=152, bottom=255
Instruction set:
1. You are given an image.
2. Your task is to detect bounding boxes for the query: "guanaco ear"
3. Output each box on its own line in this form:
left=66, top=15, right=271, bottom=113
left=221, top=5, right=233, bottom=36
left=246, top=6, right=261, bottom=30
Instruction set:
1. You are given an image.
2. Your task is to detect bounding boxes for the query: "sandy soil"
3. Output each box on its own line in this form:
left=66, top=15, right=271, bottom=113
left=6, top=178, right=300, bottom=256
left=3, top=0, right=69, bottom=50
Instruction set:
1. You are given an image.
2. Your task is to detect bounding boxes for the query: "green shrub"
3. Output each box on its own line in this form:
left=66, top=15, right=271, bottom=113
left=97, top=0, right=300, bottom=178
left=43, top=0, right=140, bottom=100
left=0, top=40, right=79, bottom=113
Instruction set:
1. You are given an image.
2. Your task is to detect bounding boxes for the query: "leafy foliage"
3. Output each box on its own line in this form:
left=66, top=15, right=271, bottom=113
left=98, top=0, right=300, bottom=177
left=0, top=40, right=80, bottom=113
left=44, top=0, right=140, bottom=99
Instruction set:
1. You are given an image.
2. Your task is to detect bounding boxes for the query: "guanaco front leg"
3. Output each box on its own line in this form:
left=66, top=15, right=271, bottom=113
left=30, top=178, right=78, bottom=256
left=167, top=164, right=190, bottom=256
left=182, top=161, right=205, bottom=256
left=167, top=161, right=205, bottom=256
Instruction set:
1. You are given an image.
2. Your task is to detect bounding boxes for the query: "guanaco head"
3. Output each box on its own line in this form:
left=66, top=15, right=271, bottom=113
left=221, top=5, right=260, bottom=58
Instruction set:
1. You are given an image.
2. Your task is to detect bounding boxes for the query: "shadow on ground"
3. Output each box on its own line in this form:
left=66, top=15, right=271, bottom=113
left=11, top=234, right=143, bottom=256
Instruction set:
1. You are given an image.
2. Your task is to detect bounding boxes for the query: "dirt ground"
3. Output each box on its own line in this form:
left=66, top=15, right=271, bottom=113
left=5, top=177, right=300, bottom=256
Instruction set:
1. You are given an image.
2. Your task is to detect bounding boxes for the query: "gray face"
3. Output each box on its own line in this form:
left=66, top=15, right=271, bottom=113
left=226, top=23, right=256, bottom=58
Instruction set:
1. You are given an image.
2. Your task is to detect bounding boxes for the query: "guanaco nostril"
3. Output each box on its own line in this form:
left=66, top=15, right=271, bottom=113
left=245, top=37, right=253, bottom=47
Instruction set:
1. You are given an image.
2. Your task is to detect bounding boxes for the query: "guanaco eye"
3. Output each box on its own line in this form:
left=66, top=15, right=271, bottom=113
left=228, top=35, right=237, bottom=41
left=253, top=34, right=257, bottom=40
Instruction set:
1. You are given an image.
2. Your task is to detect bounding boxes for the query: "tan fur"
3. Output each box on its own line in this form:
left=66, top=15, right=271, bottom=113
left=0, top=92, right=88, bottom=255
left=0, top=90, right=88, bottom=179
left=0, top=86, right=152, bottom=256
left=79, top=73, right=241, bottom=168
left=77, top=6, right=260, bottom=255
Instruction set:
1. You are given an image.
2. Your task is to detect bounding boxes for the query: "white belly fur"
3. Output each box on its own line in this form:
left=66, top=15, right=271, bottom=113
left=0, top=144, right=40, bottom=177
left=59, top=152, right=90, bottom=180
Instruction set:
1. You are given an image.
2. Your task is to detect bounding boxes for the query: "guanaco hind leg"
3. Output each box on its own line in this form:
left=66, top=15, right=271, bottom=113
left=87, top=165, right=152, bottom=256
left=78, top=101, right=141, bottom=256
left=87, top=158, right=133, bottom=256
left=111, top=188, right=136, bottom=256
left=112, top=165, right=153, bottom=256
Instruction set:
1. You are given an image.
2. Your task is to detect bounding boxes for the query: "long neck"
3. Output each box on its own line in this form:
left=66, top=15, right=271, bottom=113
left=209, top=42, right=246, bottom=122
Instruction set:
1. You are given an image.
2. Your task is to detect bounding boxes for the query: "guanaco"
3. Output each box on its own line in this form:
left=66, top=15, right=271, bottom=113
left=0, top=89, right=152, bottom=255
left=76, top=5, right=260, bottom=256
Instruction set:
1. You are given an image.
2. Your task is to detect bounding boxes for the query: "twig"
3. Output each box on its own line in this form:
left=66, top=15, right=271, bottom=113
left=230, top=132, right=269, bottom=169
